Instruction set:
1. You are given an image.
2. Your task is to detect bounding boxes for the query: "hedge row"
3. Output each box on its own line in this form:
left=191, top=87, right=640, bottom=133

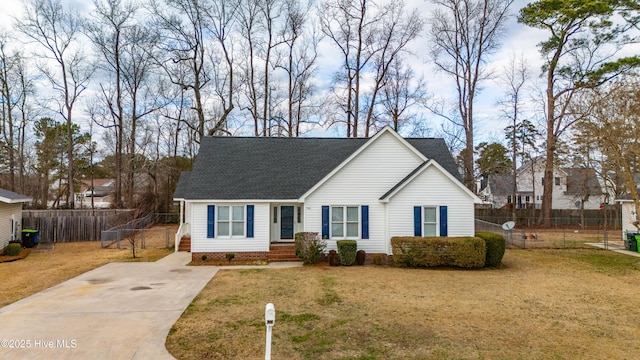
left=391, top=236, right=486, bottom=268
left=475, top=232, right=506, bottom=267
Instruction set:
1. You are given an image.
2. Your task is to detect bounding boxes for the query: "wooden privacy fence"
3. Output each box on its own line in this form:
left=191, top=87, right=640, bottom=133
left=21, top=210, right=135, bottom=243
left=475, top=208, right=620, bottom=229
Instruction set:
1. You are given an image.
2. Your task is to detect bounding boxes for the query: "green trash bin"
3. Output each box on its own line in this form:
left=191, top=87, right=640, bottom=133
left=636, top=236, right=640, bottom=253
left=21, top=229, right=38, bottom=248
left=630, top=235, right=638, bottom=252
left=626, top=232, right=639, bottom=251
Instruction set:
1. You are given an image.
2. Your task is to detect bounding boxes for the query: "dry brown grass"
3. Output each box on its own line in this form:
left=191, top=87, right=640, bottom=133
left=104, top=224, right=178, bottom=249
left=166, top=249, right=640, bottom=359
left=0, top=242, right=171, bottom=308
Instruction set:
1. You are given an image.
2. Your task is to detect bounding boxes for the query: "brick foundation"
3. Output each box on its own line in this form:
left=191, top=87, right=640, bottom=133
left=192, top=251, right=269, bottom=264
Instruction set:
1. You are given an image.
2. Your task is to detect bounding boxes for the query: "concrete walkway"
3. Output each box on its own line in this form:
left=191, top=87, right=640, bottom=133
left=587, top=242, right=640, bottom=258
left=0, top=252, right=302, bottom=360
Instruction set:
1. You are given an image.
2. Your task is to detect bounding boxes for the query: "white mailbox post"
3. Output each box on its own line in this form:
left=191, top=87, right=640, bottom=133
left=265, top=303, right=276, bottom=360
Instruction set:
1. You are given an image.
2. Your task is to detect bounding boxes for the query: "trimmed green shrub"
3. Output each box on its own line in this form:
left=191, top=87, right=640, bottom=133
left=475, top=232, right=506, bottom=267
left=294, top=232, right=326, bottom=264
left=336, top=240, right=357, bottom=266
left=328, top=250, right=340, bottom=266
left=391, top=236, right=486, bottom=268
left=355, top=250, right=366, bottom=265
left=372, top=253, right=384, bottom=265
left=4, top=243, right=21, bottom=256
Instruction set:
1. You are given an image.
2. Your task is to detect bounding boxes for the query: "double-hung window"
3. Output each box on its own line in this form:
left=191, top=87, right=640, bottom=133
left=423, top=206, right=438, bottom=236
left=217, top=205, right=245, bottom=237
left=331, top=206, right=359, bottom=238
left=414, top=205, right=447, bottom=237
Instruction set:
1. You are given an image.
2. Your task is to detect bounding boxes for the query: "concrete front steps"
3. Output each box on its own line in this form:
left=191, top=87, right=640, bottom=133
left=268, top=244, right=299, bottom=262
left=178, top=237, right=191, bottom=252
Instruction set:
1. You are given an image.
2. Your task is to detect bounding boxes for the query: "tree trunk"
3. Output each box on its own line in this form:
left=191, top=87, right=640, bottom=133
left=540, top=141, right=555, bottom=227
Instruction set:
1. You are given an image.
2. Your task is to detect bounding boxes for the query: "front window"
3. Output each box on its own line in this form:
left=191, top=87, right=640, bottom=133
left=218, top=205, right=245, bottom=237
left=331, top=206, right=359, bottom=238
left=555, top=177, right=561, bottom=186
left=423, top=206, right=437, bottom=236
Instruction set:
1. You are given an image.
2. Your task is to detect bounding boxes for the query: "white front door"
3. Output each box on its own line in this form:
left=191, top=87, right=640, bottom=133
left=271, top=204, right=302, bottom=242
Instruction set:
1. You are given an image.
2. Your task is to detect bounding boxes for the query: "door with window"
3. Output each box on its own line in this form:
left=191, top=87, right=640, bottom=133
left=280, top=206, right=295, bottom=240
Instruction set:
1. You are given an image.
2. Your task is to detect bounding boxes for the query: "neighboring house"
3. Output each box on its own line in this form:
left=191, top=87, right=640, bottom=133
left=0, top=188, right=32, bottom=250
left=617, top=192, right=639, bottom=240
left=76, top=179, right=115, bottom=209
left=173, top=126, right=482, bottom=261
left=479, top=157, right=603, bottom=210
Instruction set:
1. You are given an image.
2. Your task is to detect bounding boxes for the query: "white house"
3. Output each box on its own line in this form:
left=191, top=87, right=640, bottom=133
left=480, top=157, right=603, bottom=210
left=173, top=127, right=482, bottom=262
left=617, top=193, right=639, bottom=240
left=0, top=188, right=32, bottom=250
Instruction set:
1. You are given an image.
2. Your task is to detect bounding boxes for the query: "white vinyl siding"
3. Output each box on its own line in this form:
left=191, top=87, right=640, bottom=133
left=305, top=131, right=424, bottom=254
left=189, top=202, right=269, bottom=252
left=0, top=203, right=23, bottom=250
left=388, top=165, right=475, bottom=241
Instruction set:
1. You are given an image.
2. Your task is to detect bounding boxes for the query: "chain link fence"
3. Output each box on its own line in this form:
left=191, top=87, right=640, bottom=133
left=100, top=213, right=178, bottom=249
left=102, top=226, right=177, bottom=250
left=475, top=219, right=621, bottom=249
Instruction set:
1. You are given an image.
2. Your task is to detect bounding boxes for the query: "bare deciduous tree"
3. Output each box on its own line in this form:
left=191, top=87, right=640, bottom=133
left=320, top=0, right=382, bottom=137
left=17, top=0, right=94, bottom=208
left=379, top=57, right=428, bottom=134
left=277, top=0, right=320, bottom=137
left=497, top=54, right=529, bottom=221
left=429, top=0, right=514, bottom=190
left=576, top=78, right=640, bottom=230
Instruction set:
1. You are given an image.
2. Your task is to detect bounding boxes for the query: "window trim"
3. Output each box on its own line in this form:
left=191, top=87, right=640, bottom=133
left=217, top=205, right=246, bottom=238
left=330, top=205, right=360, bottom=239
left=422, top=206, right=439, bottom=237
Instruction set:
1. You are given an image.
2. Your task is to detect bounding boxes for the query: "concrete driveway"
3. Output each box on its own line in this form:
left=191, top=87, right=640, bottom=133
left=0, top=252, right=218, bottom=360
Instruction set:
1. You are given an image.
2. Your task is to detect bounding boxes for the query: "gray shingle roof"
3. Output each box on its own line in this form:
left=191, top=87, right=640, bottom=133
left=563, top=168, right=602, bottom=196
left=174, top=135, right=461, bottom=200
left=486, top=174, right=515, bottom=195
left=0, top=188, right=31, bottom=203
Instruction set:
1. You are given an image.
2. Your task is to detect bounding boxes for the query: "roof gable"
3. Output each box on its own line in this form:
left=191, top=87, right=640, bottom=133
left=299, top=127, right=428, bottom=200
left=380, top=159, right=482, bottom=203
left=174, top=127, right=461, bottom=200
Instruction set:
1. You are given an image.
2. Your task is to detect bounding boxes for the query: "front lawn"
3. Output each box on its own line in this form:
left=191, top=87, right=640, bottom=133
left=166, top=249, right=640, bottom=359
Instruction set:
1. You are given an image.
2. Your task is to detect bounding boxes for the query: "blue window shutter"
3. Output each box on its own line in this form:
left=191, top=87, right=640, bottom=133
left=439, top=206, right=448, bottom=237
left=207, top=205, right=215, bottom=238
left=321, top=206, right=329, bottom=239
left=361, top=205, right=369, bottom=239
left=413, top=206, right=422, bottom=236
left=247, top=205, right=254, bottom=238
